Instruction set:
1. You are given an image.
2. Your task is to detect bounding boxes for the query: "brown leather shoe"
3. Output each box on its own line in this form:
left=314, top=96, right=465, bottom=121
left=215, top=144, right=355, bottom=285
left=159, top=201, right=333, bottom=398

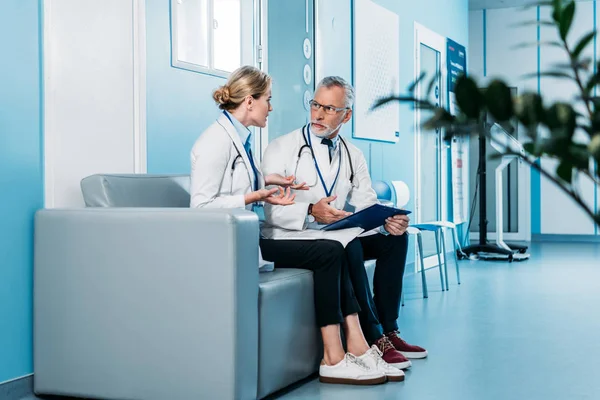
left=374, top=335, right=412, bottom=370
left=386, top=330, right=428, bottom=359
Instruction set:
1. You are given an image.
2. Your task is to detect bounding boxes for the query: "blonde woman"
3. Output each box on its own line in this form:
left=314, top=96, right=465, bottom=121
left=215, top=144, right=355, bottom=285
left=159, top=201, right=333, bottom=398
left=190, top=66, right=303, bottom=209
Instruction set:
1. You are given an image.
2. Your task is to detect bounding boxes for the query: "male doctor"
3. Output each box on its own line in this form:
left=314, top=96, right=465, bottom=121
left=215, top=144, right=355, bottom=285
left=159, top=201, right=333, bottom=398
left=260, top=76, right=428, bottom=370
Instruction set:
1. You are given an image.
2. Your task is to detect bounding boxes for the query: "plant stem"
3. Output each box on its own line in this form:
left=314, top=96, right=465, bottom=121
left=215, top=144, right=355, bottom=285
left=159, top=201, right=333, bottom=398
left=580, top=169, right=600, bottom=186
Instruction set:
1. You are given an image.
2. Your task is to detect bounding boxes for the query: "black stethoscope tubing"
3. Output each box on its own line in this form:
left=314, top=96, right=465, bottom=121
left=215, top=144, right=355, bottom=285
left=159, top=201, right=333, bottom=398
left=298, top=125, right=355, bottom=184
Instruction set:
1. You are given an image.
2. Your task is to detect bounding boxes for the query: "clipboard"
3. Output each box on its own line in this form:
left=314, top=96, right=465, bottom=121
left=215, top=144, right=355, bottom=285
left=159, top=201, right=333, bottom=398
left=320, top=204, right=411, bottom=232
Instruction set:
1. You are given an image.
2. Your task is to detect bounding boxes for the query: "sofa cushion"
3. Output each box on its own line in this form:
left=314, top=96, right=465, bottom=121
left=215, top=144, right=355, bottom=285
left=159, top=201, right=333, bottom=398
left=257, top=269, right=321, bottom=399
left=81, top=174, right=190, bottom=207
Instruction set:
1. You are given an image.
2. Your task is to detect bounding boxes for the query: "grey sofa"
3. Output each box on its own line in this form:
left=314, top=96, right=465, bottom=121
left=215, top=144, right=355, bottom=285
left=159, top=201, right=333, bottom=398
left=34, top=174, right=327, bottom=400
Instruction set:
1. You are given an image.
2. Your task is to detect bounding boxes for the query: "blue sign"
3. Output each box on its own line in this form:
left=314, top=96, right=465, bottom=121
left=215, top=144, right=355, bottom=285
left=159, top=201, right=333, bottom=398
left=446, top=38, right=468, bottom=225
left=446, top=38, right=466, bottom=116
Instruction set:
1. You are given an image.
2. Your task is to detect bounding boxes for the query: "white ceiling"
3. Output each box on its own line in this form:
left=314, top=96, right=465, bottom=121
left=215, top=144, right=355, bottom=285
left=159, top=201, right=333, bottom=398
left=469, top=0, right=590, bottom=11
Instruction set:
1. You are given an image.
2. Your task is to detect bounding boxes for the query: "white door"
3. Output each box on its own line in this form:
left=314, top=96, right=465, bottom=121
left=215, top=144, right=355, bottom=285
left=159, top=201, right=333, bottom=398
left=43, top=0, right=147, bottom=208
left=414, top=23, right=448, bottom=270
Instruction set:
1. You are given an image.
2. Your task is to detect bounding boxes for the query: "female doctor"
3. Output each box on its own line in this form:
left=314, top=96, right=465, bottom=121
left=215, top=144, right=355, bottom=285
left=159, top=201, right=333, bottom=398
left=190, top=65, right=304, bottom=210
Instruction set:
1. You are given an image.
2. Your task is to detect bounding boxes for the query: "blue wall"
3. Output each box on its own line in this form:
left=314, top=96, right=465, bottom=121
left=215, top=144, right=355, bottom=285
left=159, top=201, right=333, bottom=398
left=0, top=0, right=43, bottom=384
left=352, top=0, right=469, bottom=187
left=146, top=0, right=225, bottom=173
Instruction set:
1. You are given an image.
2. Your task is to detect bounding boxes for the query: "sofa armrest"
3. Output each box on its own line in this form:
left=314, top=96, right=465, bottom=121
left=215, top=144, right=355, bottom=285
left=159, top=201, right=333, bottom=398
left=34, top=208, right=259, bottom=400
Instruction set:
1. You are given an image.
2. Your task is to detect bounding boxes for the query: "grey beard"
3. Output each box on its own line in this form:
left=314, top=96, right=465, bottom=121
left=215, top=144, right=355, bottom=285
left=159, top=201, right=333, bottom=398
left=310, top=122, right=341, bottom=138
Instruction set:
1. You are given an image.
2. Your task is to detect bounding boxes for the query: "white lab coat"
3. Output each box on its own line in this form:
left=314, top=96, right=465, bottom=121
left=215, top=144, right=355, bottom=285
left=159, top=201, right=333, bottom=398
left=261, top=126, right=380, bottom=247
left=190, top=113, right=273, bottom=271
left=190, top=113, right=263, bottom=209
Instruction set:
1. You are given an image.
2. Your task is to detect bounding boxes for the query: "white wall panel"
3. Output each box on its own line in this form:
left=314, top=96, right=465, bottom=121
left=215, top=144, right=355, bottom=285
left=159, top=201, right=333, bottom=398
left=44, top=0, right=144, bottom=208
left=315, top=0, right=352, bottom=140
left=539, top=2, right=596, bottom=234
left=469, top=10, right=484, bottom=80
left=486, top=7, right=537, bottom=90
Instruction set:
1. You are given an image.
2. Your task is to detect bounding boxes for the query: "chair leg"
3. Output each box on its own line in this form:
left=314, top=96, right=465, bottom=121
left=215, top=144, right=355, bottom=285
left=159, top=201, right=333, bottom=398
left=434, top=229, right=445, bottom=291
left=440, top=228, right=449, bottom=291
left=416, top=232, right=428, bottom=298
left=451, top=226, right=461, bottom=285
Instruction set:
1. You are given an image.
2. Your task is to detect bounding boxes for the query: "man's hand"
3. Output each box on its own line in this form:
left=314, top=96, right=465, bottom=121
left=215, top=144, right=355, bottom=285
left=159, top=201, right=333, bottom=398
left=311, top=195, right=352, bottom=224
left=265, top=174, right=309, bottom=190
left=384, top=214, right=410, bottom=236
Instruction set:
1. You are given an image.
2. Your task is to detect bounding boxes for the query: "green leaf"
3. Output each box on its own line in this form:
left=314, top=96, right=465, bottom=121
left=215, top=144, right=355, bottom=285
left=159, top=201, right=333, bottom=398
left=515, top=93, right=545, bottom=127
left=523, top=142, right=537, bottom=155
left=556, top=161, right=573, bottom=183
left=522, top=71, right=574, bottom=80
left=568, top=143, right=591, bottom=169
left=455, top=75, right=483, bottom=119
left=552, top=0, right=562, bottom=23
left=512, top=41, right=563, bottom=50
left=588, top=134, right=600, bottom=157
left=585, top=73, right=600, bottom=93
left=552, top=58, right=592, bottom=71
left=407, top=72, right=426, bottom=93
left=422, top=108, right=456, bottom=130
left=510, top=20, right=555, bottom=27
left=559, top=1, right=576, bottom=41
left=545, top=103, right=577, bottom=143
left=572, top=31, right=596, bottom=59
left=484, top=80, right=514, bottom=122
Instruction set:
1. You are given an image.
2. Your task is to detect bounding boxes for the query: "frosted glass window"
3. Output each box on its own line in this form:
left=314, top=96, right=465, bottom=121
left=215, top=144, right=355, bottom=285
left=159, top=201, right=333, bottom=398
left=171, top=0, right=242, bottom=77
left=176, top=0, right=210, bottom=68
left=213, top=0, right=241, bottom=72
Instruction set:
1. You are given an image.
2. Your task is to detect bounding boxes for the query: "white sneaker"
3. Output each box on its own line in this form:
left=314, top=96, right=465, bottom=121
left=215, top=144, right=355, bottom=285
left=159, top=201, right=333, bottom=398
left=357, top=345, right=405, bottom=382
left=319, top=353, right=387, bottom=385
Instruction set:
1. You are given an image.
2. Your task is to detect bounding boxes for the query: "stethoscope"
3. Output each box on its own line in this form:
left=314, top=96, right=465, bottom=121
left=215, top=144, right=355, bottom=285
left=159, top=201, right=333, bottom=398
left=218, top=111, right=259, bottom=190
left=295, top=124, right=355, bottom=197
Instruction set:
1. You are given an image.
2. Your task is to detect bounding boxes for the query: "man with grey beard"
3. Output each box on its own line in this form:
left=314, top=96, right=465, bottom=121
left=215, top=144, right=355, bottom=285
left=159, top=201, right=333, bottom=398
left=259, top=76, right=427, bottom=384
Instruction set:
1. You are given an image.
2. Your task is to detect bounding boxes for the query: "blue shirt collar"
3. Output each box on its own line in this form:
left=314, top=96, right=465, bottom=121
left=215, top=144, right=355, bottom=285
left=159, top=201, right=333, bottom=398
left=225, top=111, right=252, bottom=147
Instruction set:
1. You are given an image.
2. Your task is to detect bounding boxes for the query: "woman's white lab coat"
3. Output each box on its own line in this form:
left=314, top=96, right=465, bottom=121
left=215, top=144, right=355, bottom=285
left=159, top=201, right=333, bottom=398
left=260, top=126, right=380, bottom=247
left=190, top=113, right=263, bottom=210
left=190, top=113, right=273, bottom=270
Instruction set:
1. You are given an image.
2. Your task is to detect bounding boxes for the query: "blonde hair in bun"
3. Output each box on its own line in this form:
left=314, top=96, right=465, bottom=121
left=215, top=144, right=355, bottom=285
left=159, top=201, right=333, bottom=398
left=213, top=85, right=231, bottom=105
left=212, top=65, right=271, bottom=111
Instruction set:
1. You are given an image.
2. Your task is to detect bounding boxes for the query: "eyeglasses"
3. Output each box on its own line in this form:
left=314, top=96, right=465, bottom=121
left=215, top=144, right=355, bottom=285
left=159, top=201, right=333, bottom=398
left=309, top=100, right=349, bottom=115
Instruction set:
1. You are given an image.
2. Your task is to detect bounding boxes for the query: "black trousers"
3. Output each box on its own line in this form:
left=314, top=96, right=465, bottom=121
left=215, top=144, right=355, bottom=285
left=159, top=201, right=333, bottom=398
left=344, top=233, right=409, bottom=344
left=259, top=239, right=361, bottom=327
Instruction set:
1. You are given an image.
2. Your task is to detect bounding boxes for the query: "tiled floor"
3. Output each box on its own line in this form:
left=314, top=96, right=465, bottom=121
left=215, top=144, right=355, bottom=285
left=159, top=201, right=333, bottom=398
left=22, top=242, right=600, bottom=400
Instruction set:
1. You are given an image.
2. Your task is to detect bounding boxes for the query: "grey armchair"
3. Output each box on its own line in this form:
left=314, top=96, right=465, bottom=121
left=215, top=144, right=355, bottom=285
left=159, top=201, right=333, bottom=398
left=34, top=174, right=321, bottom=400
